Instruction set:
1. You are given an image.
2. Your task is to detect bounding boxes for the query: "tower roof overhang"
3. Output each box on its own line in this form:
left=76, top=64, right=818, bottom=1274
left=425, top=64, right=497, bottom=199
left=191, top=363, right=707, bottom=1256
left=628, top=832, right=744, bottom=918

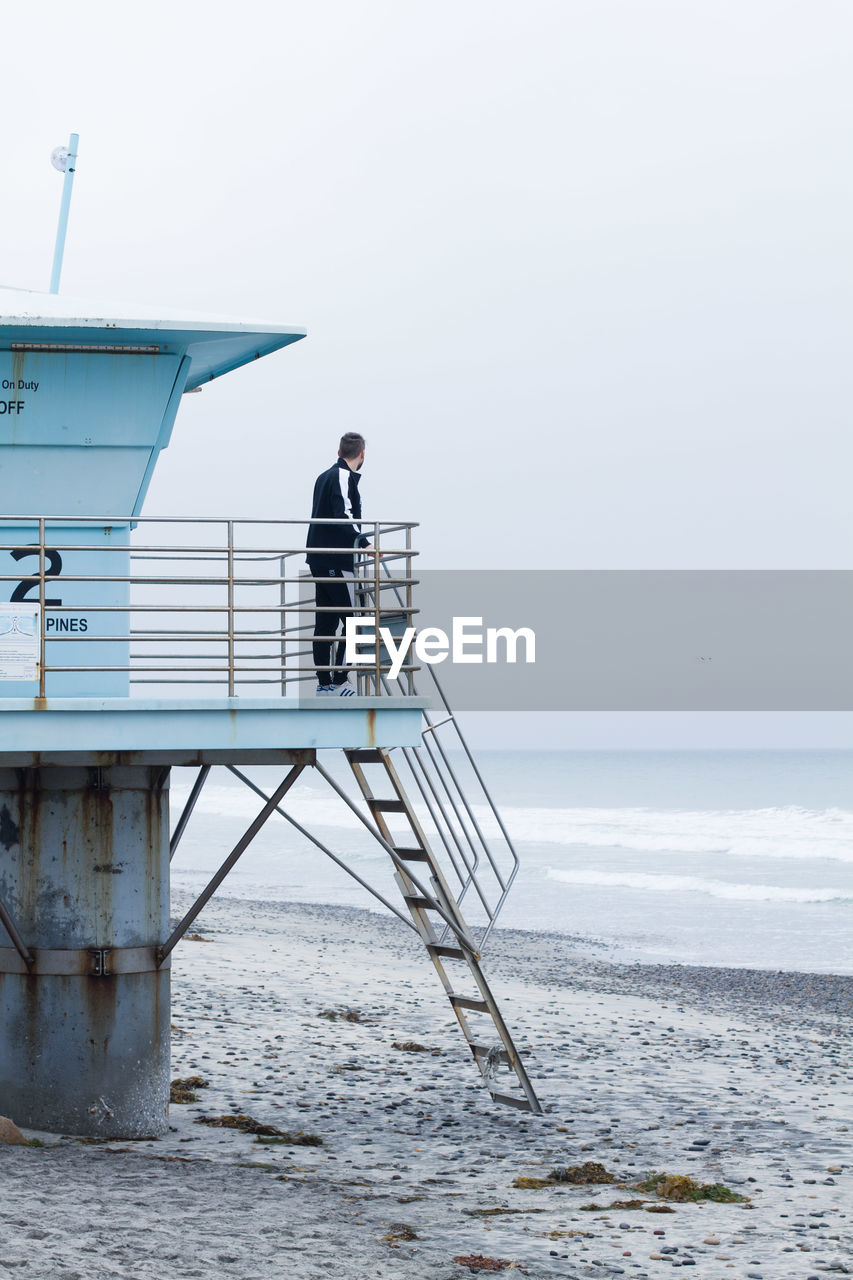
left=0, top=286, right=306, bottom=389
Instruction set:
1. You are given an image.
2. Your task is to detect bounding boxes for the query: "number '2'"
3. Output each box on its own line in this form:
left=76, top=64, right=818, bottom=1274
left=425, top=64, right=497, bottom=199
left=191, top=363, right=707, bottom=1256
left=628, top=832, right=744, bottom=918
left=10, top=547, right=63, bottom=607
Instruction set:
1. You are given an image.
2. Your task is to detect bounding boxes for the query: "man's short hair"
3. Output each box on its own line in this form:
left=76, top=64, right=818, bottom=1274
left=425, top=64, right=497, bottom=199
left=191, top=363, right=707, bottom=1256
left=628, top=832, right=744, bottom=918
left=339, top=432, right=366, bottom=460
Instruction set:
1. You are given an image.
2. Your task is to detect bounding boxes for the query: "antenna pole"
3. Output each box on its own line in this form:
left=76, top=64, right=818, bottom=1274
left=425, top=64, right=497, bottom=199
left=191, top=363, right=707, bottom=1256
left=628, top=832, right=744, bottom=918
left=49, top=133, right=79, bottom=294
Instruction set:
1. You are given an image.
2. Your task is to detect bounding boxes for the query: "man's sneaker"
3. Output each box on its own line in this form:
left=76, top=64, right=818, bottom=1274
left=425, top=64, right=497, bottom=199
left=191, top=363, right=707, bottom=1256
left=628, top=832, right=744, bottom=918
left=333, top=679, right=356, bottom=697
left=316, top=683, right=336, bottom=695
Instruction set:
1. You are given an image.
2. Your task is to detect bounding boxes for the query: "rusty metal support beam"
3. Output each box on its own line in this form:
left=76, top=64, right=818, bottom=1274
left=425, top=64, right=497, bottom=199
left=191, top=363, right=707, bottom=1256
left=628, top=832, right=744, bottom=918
left=157, top=763, right=305, bottom=965
left=0, top=945, right=169, bottom=976
left=226, top=765, right=417, bottom=932
left=0, top=764, right=171, bottom=1137
left=169, top=764, right=211, bottom=861
left=0, top=897, right=33, bottom=968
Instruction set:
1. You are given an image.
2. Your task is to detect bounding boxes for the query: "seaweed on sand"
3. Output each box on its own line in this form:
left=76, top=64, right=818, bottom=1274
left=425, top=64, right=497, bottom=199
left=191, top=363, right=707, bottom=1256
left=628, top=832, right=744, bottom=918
left=579, top=1198, right=646, bottom=1211
left=454, top=1256, right=519, bottom=1273
left=463, top=1208, right=546, bottom=1218
left=635, top=1172, right=748, bottom=1203
left=392, top=1040, right=442, bottom=1054
left=195, top=1114, right=322, bottom=1145
left=170, top=1076, right=209, bottom=1104
left=513, top=1161, right=615, bottom=1190
left=254, top=1133, right=323, bottom=1147
left=383, top=1223, right=420, bottom=1243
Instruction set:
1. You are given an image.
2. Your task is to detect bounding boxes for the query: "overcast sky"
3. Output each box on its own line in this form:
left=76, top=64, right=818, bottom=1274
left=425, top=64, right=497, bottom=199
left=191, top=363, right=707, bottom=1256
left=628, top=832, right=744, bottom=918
left=3, top=1, right=852, bottom=745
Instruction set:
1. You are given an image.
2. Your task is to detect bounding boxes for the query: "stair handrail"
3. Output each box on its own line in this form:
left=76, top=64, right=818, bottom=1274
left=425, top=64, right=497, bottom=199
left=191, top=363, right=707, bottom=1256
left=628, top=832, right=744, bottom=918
left=353, top=555, right=521, bottom=947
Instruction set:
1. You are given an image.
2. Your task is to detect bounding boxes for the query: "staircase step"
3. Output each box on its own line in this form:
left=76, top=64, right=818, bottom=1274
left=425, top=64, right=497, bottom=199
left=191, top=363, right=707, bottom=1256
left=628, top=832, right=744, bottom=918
left=427, top=944, right=467, bottom=960
left=343, top=740, right=543, bottom=1117
left=488, top=1091, right=534, bottom=1112
left=449, top=994, right=489, bottom=1013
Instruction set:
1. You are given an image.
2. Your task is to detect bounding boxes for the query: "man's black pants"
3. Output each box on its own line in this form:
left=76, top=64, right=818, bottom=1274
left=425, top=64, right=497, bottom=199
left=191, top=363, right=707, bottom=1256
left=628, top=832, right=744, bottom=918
left=313, top=568, right=354, bottom=686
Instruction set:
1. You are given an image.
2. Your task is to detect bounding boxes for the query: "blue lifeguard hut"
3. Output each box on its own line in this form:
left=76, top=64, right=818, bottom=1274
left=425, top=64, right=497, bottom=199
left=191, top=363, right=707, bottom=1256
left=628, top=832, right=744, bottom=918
left=0, top=168, right=539, bottom=1137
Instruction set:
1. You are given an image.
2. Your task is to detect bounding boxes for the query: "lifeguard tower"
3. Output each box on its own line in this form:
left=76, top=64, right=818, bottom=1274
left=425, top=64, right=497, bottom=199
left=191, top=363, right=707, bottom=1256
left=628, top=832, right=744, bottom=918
left=0, top=260, right=539, bottom=1139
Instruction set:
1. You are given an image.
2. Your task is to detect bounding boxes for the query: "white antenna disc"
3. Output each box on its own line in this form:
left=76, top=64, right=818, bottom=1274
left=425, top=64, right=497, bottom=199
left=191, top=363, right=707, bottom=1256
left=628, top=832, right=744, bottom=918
left=50, top=146, right=69, bottom=173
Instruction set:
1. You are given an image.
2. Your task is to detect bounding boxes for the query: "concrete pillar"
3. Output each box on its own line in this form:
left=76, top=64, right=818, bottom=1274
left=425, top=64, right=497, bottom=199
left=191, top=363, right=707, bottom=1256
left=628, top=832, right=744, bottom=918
left=0, top=765, right=170, bottom=1138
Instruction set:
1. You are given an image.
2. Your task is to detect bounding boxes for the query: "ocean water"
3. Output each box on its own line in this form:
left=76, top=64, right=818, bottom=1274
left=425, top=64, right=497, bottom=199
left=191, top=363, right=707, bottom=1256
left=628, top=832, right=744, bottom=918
left=170, top=749, right=853, bottom=975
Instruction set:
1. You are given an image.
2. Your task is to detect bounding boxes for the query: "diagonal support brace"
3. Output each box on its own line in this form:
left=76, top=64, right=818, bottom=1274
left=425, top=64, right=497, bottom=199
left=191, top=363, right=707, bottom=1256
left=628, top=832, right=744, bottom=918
left=157, top=763, right=305, bottom=965
left=226, top=765, right=417, bottom=932
left=170, top=764, right=211, bottom=862
left=0, top=896, right=33, bottom=968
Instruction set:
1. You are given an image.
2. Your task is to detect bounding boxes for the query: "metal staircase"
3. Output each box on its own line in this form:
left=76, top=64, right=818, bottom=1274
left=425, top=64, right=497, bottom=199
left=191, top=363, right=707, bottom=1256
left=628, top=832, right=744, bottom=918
left=343, top=745, right=541, bottom=1114
left=166, top=539, right=543, bottom=1114
left=352, top=555, right=523, bottom=949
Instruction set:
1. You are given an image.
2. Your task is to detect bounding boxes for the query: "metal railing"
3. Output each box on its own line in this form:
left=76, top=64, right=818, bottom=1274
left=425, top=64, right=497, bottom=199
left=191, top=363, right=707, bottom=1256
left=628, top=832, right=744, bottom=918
left=0, top=516, right=418, bottom=697
left=352, top=558, right=521, bottom=945
left=0, top=514, right=520, bottom=944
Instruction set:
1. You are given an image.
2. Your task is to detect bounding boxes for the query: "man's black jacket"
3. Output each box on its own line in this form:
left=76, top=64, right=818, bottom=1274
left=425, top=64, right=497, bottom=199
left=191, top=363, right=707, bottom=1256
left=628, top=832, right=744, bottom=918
left=306, top=457, right=367, bottom=574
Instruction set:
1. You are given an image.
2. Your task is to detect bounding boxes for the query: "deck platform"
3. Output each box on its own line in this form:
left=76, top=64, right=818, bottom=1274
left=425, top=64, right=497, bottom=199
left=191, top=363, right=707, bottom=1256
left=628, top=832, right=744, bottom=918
left=0, top=696, right=429, bottom=765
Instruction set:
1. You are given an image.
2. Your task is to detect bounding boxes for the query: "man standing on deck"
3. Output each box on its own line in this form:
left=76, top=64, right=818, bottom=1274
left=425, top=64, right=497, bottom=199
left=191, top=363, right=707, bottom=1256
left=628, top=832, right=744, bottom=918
left=306, top=433, right=369, bottom=695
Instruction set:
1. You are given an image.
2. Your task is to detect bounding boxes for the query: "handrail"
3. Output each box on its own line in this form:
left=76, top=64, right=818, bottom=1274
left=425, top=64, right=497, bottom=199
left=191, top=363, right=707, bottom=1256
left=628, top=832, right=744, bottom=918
left=350, top=553, right=521, bottom=948
left=1, top=515, right=526, bottom=950
left=0, top=516, right=418, bottom=695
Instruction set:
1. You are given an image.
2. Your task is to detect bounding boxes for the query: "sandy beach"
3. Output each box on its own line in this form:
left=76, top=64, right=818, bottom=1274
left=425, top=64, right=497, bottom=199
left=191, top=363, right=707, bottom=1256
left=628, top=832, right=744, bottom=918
left=1, top=894, right=850, bottom=1280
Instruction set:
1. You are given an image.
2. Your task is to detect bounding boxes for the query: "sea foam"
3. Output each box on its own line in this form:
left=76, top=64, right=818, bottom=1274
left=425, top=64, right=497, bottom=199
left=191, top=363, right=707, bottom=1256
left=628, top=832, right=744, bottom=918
left=171, top=778, right=853, bottom=864
left=545, top=867, right=850, bottom=903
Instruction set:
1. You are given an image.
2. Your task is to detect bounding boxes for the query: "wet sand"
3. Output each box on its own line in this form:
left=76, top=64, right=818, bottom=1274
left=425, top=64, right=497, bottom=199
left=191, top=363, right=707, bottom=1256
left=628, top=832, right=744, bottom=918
left=1, top=895, right=850, bottom=1279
